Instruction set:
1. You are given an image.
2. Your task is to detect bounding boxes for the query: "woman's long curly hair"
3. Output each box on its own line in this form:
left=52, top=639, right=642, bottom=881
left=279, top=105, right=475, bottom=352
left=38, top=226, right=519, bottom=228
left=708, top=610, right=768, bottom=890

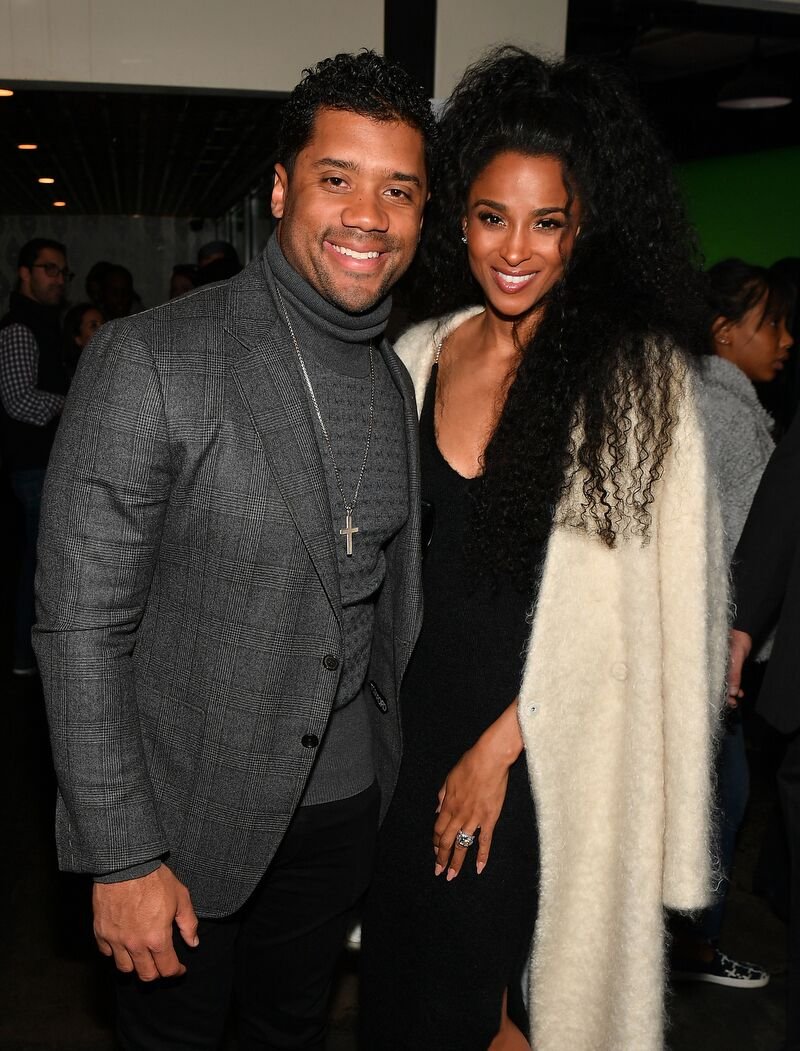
left=414, top=47, right=706, bottom=588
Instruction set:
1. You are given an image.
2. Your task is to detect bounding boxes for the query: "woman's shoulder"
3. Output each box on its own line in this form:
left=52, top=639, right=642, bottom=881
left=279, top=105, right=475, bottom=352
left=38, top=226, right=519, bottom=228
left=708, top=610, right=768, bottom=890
left=394, top=305, right=484, bottom=365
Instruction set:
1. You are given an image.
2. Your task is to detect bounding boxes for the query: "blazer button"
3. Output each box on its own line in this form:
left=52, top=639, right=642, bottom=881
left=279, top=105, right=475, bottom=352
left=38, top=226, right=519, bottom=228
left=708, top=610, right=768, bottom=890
left=322, top=654, right=339, bottom=671
left=301, top=733, right=319, bottom=748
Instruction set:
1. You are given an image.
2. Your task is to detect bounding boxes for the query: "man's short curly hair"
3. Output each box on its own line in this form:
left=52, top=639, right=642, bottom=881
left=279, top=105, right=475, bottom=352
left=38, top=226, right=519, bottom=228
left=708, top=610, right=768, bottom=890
left=277, top=50, right=436, bottom=176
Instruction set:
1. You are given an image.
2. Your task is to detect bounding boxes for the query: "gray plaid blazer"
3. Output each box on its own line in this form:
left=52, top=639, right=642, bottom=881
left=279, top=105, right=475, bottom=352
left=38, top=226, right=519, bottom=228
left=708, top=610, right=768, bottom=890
left=33, top=252, right=423, bottom=918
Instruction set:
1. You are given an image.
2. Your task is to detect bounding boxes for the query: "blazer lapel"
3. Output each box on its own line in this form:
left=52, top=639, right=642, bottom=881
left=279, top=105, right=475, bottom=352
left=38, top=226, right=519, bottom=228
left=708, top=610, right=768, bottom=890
left=378, top=339, right=424, bottom=666
left=225, top=255, right=341, bottom=620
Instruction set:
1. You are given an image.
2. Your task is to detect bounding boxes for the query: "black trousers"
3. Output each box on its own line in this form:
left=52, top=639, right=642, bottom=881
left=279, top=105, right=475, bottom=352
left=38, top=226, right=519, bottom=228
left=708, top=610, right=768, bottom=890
left=116, top=781, right=379, bottom=1050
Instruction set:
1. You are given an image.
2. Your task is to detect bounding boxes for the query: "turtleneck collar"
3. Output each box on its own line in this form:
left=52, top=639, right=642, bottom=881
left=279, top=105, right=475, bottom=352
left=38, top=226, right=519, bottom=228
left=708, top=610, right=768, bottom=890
left=266, top=230, right=391, bottom=345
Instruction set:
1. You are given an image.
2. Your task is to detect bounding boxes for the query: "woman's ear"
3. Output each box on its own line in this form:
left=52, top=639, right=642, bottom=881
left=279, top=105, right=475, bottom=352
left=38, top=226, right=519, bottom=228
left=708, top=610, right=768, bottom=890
left=711, top=316, right=732, bottom=346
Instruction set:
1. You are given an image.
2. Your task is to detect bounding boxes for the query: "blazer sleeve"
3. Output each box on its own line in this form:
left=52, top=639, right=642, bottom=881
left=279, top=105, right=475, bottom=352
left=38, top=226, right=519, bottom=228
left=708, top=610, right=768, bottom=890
left=33, top=318, right=172, bottom=875
left=658, top=370, right=728, bottom=908
left=733, top=406, right=800, bottom=643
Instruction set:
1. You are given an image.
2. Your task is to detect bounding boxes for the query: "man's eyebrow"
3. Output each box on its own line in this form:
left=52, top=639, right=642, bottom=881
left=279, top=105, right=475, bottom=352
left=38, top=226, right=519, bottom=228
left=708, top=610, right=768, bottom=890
left=313, top=157, right=359, bottom=172
left=389, top=171, right=423, bottom=188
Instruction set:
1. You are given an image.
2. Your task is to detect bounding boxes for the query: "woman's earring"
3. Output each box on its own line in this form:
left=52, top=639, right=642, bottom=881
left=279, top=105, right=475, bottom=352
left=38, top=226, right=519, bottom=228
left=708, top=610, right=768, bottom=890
left=461, top=234, right=468, bottom=244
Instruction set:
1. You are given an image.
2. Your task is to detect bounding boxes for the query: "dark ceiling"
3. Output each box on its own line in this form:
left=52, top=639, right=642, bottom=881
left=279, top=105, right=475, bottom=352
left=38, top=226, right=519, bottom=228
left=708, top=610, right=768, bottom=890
left=1, top=86, right=283, bottom=217
left=1, top=0, right=799, bottom=218
left=567, top=0, right=800, bottom=161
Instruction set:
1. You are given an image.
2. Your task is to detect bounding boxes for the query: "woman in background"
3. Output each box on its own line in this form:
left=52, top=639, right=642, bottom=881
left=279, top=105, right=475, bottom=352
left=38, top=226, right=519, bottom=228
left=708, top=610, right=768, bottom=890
left=61, top=301, right=104, bottom=380
left=360, top=47, right=728, bottom=1051
left=671, top=259, right=793, bottom=987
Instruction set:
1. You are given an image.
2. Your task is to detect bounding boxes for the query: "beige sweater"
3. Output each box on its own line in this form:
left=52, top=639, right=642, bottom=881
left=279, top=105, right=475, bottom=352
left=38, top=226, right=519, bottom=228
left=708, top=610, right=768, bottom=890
left=396, top=309, right=728, bottom=1051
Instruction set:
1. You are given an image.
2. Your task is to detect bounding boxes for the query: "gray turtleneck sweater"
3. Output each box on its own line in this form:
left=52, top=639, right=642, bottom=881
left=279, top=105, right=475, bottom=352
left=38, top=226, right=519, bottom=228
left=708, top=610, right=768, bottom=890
left=265, top=233, right=409, bottom=806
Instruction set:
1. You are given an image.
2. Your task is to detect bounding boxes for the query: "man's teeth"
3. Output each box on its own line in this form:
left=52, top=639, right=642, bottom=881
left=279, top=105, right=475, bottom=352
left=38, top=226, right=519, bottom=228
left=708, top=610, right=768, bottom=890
left=331, top=244, right=380, bottom=260
left=500, top=272, right=533, bottom=284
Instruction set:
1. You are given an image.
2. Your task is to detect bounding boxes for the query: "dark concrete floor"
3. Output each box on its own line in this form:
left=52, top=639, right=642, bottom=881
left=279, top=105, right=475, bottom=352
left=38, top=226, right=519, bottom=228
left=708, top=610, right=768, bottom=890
left=0, top=666, right=789, bottom=1050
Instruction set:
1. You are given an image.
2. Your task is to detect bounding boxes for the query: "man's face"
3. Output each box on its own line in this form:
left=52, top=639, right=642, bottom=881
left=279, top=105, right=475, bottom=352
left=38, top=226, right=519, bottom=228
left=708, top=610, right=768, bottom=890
left=19, top=247, right=68, bottom=307
left=272, top=108, right=427, bottom=313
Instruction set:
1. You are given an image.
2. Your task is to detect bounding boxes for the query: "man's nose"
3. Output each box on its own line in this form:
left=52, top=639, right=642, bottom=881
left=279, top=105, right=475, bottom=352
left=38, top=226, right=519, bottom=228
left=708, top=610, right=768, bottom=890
left=341, top=193, right=389, bottom=232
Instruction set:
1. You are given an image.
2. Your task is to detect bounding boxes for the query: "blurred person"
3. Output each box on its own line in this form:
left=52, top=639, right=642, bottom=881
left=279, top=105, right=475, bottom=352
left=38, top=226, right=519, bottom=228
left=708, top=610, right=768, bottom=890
left=0, top=237, right=70, bottom=674
left=671, top=259, right=793, bottom=989
left=33, top=50, right=433, bottom=1050
left=359, top=47, right=727, bottom=1051
left=85, top=260, right=113, bottom=306
left=771, top=257, right=800, bottom=425
left=169, top=263, right=198, bottom=300
left=195, top=240, right=242, bottom=285
left=62, top=302, right=105, bottom=379
left=729, top=401, right=800, bottom=1049
left=100, top=263, right=138, bottom=320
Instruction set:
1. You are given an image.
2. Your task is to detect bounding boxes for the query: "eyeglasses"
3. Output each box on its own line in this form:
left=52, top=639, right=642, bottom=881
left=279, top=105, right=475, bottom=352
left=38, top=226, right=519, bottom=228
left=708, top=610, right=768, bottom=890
left=31, top=262, right=74, bottom=281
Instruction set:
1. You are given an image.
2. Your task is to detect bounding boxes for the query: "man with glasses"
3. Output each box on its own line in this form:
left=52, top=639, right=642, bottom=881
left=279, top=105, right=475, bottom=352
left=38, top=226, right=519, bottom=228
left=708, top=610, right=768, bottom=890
left=0, top=237, right=71, bottom=675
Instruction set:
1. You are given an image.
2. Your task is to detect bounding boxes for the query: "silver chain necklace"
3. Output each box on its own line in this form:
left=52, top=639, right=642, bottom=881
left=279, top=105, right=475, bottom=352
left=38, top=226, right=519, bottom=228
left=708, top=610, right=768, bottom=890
left=274, top=285, right=375, bottom=556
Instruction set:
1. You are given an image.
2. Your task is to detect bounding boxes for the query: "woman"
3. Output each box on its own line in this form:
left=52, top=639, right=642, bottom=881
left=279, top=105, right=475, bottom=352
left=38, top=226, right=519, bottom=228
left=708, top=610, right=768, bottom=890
left=61, top=301, right=104, bottom=380
left=359, top=48, right=728, bottom=1051
left=671, top=259, right=793, bottom=984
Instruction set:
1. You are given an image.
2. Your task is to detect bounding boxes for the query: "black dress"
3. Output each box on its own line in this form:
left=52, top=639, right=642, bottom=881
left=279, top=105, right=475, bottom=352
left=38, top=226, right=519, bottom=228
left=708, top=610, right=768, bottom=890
left=359, top=365, right=539, bottom=1050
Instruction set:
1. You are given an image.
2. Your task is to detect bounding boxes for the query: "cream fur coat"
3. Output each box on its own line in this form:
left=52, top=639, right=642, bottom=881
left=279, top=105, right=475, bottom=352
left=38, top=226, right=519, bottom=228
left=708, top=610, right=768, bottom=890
left=396, top=308, right=728, bottom=1051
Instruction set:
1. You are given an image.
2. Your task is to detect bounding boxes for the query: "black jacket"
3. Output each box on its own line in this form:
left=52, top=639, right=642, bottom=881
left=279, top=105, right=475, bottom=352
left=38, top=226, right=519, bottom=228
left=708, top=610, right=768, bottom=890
left=733, top=406, right=800, bottom=733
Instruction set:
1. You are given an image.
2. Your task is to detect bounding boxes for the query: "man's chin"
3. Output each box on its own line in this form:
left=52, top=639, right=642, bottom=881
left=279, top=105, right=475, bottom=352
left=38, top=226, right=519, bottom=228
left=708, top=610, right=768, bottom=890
left=325, top=283, right=388, bottom=316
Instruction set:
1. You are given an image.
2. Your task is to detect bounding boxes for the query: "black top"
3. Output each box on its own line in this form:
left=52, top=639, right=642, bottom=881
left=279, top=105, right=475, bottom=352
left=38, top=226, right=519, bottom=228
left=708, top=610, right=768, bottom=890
left=360, top=363, right=540, bottom=1050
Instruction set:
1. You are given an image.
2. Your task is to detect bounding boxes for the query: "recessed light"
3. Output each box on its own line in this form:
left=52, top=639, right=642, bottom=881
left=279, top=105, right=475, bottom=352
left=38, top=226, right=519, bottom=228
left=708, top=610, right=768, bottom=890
left=53, top=200, right=66, bottom=208
left=38, top=177, right=55, bottom=184
left=0, top=88, right=14, bottom=98
left=18, top=143, right=37, bottom=150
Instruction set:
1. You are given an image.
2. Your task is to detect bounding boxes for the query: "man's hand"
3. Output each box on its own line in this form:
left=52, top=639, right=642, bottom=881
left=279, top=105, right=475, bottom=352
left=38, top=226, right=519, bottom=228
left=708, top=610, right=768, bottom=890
left=728, top=628, right=753, bottom=709
left=93, top=865, right=199, bottom=981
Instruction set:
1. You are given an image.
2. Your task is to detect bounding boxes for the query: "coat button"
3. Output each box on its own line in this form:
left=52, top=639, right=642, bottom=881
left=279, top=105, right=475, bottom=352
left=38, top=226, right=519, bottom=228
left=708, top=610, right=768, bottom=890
left=322, top=654, right=339, bottom=671
left=301, top=733, right=319, bottom=748
left=611, top=662, right=628, bottom=681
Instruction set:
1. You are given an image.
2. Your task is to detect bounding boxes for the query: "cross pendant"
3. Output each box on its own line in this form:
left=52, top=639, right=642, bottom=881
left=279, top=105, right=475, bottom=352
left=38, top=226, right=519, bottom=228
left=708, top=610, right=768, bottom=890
left=340, top=512, right=359, bottom=556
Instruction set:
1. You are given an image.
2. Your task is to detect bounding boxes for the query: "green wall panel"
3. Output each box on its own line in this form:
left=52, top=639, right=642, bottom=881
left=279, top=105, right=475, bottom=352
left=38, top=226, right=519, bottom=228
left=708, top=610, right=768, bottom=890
left=676, top=147, right=800, bottom=268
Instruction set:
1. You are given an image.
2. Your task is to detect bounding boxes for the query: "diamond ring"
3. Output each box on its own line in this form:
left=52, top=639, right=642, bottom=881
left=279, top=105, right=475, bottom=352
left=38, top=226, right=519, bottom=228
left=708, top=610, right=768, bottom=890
left=455, top=829, right=476, bottom=848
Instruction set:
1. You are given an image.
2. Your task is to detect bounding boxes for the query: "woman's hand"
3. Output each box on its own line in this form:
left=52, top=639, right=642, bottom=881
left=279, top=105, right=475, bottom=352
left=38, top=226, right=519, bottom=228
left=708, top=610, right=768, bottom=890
left=433, top=700, right=523, bottom=880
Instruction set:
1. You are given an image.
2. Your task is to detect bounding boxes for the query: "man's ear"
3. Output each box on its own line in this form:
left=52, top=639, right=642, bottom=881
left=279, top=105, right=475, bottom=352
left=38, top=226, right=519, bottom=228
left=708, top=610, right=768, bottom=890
left=271, top=164, right=288, bottom=220
left=711, top=315, right=732, bottom=345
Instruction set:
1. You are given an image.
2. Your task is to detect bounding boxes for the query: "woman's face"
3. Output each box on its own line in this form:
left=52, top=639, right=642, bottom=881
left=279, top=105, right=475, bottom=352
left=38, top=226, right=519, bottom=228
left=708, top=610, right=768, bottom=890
left=76, top=307, right=104, bottom=348
left=463, top=152, right=579, bottom=328
left=716, top=293, right=793, bottom=383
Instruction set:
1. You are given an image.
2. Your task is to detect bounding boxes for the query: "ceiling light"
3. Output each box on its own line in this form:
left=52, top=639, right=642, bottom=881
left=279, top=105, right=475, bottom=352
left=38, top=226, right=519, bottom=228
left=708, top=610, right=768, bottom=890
left=0, top=88, right=14, bottom=98
left=717, top=70, right=792, bottom=109
left=53, top=200, right=66, bottom=208
left=18, top=143, right=37, bottom=150
left=717, top=39, right=793, bottom=110
left=38, top=177, right=55, bottom=184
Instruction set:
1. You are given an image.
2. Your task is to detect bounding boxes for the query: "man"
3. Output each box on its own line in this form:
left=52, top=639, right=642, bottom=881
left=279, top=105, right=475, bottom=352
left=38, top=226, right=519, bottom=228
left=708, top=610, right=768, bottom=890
left=0, top=237, right=70, bottom=675
left=729, top=404, right=800, bottom=1051
left=34, top=51, right=433, bottom=1049
left=195, top=240, right=242, bottom=285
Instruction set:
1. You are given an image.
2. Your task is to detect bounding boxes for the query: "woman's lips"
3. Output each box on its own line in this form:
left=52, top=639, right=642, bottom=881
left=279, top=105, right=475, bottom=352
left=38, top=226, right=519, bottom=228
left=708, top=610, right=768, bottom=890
left=492, top=268, right=537, bottom=295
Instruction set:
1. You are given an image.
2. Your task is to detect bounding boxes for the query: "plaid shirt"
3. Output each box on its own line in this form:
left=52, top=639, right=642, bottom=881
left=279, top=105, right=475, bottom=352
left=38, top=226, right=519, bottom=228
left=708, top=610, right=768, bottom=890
left=0, top=322, right=65, bottom=426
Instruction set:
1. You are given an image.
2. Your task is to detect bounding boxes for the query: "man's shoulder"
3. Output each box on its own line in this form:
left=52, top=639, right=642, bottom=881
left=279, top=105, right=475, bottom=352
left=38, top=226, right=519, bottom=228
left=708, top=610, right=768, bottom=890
left=0, top=321, right=37, bottom=354
left=102, top=257, right=272, bottom=353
